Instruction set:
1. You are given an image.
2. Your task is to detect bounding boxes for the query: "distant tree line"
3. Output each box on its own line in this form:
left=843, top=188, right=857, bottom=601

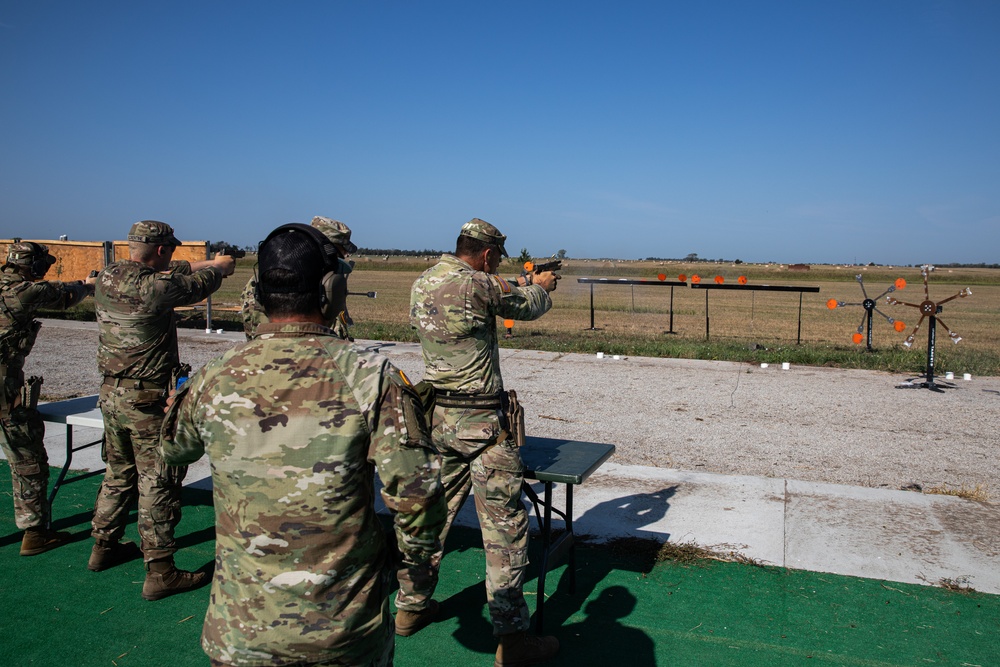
left=354, top=248, right=447, bottom=257
left=643, top=253, right=743, bottom=264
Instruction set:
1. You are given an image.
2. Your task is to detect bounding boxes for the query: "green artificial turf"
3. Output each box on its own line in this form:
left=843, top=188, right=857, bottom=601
left=1, top=461, right=998, bottom=666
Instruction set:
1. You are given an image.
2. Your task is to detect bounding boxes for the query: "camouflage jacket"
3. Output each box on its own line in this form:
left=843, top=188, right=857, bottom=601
left=0, top=268, right=90, bottom=377
left=241, top=276, right=350, bottom=341
left=410, top=253, right=552, bottom=394
left=96, top=260, right=223, bottom=385
left=161, top=322, right=445, bottom=667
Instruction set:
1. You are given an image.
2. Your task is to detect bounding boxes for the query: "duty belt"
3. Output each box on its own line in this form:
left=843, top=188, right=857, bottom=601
left=102, top=376, right=167, bottom=391
left=434, top=390, right=504, bottom=410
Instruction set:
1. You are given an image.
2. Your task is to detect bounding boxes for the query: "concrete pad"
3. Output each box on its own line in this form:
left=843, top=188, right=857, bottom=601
left=785, top=479, right=1000, bottom=593
left=563, top=463, right=787, bottom=566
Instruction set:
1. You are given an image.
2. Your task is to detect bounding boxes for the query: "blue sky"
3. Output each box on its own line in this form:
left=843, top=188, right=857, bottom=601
left=1, top=1, right=997, bottom=265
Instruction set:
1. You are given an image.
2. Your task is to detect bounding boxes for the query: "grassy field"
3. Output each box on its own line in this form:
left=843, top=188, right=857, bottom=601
left=52, top=257, right=1000, bottom=376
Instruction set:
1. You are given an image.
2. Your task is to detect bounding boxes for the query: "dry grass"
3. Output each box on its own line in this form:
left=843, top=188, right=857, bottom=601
left=924, top=483, right=991, bottom=503
left=937, top=576, right=978, bottom=594
left=657, top=540, right=765, bottom=567
left=918, top=573, right=978, bottom=594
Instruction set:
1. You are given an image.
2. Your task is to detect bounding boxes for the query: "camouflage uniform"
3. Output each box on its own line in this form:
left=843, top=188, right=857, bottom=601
left=162, top=321, right=445, bottom=667
left=241, top=217, right=356, bottom=341
left=0, top=259, right=91, bottom=529
left=396, top=245, right=552, bottom=636
left=92, top=251, right=224, bottom=561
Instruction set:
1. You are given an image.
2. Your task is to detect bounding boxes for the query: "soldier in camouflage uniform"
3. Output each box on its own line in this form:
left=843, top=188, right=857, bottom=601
left=395, top=219, right=561, bottom=666
left=90, top=221, right=235, bottom=600
left=0, top=241, right=95, bottom=555
left=241, top=216, right=357, bottom=341
left=161, top=223, right=445, bottom=667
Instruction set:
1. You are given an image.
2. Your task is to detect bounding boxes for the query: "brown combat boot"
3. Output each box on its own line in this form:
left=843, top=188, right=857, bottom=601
left=141, top=558, right=209, bottom=601
left=494, top=631, right=560, bottom=667
left=395, top=600, right=440, bottom=637
left=88, top=539, right=142, bottom=571
left=20, top=527, right=70, bottom=556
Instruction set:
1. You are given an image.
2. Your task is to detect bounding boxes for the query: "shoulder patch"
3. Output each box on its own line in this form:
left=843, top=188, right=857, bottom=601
left=490, top=274, right=512, bottom=294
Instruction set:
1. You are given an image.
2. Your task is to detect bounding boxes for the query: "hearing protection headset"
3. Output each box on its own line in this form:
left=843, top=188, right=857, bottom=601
left=255, top=223, right=347, bottom=324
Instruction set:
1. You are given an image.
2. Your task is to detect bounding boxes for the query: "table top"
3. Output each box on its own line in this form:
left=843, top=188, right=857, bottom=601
left=522, top=436, right=615, bottom=485
left=37, top=395, right=103, bottom=428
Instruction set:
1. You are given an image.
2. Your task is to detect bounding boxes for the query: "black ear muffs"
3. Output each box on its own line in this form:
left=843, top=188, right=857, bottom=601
left=257, top=223, right=343, bottom=323
left=23, top=242, right=54, bottom=279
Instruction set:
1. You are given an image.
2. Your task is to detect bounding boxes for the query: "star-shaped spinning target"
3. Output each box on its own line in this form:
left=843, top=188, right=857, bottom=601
left=887, top=264, right=971, bottom=348
left=827, top=274, right=907, bottom=351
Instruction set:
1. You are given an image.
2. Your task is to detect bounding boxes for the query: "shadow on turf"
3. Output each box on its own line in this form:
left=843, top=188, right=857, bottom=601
left=421, top=487, right=673, bottom=660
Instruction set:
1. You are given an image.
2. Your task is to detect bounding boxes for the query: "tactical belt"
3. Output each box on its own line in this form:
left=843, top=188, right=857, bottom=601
left=434, top=390, right=504, bottom=410
left=102, top=376, right=167, bottom=391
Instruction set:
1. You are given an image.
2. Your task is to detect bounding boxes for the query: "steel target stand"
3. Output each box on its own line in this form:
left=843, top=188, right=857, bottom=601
left=889, top=265, right=972, bottom=392
left=828, top=275, right=906, bottom=351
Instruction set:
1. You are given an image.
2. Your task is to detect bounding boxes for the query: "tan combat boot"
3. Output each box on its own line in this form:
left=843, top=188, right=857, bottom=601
left=88, top=539, right=142, bottom=571
left=20, top=527, right=70, bottom=556
left=141, top=558, right=209, bottom=601
left=395, top=600, right=440, bottom=637
left=494, top=631, right=560, bottom=667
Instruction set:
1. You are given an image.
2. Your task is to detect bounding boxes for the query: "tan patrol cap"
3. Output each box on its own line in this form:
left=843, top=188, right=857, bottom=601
left=460, top=218, right=508, bottom=257
left=127, top=220, right=182, bottom=246
left=311, top=216, right=357, bottom=254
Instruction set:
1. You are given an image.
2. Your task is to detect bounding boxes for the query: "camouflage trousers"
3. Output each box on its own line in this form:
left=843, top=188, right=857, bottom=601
left=210, top=638, right=393, bottom=667
left=92, top=383, right=187, bottom=561
left=0, top=383, right=49, bottom=529
left=395, top=404, right=530, bottom=636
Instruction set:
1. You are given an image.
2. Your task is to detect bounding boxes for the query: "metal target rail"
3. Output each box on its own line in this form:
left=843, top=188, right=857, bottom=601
left=688, top=282, right=820, bottom=343
left=577, top=277, right=686, bottom=332
left=577, top=276, right=821, bottom=343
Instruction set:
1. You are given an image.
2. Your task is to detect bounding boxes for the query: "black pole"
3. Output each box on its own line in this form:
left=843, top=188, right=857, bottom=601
left=866, top=307, right=873, bottom=351
left=926, top=315, right=937, bottom=388
left=667, top=285, right=675, bottom=334
left=796, top=292, right=803, bottom=344
left=705, top=290, right=710, bottom=340
left=588, top=284, right=595, bottom=330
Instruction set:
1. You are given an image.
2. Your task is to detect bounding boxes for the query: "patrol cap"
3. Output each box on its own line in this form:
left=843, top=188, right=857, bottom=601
left=460, top=218, right=508, bottom=257
left=127, top=220, right=182, bottom=246
left=311, top=216, right=357, bottom=254
left=6, top=241, right=56, bottom=269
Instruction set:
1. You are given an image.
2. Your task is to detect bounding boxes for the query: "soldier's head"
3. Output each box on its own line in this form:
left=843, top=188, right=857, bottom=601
left=456, top=218, right=508, bottom=273
left=127, top=220, right=182, bottom=270
left=256, top=223, right=347, bottom=325
left=5, top=241, right=57, bottom=280
left=311, top=216, right=357, bottom=259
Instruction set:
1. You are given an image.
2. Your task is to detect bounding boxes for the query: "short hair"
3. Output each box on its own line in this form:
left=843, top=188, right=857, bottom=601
left=129, top=241, right=160, bottom=263
left=257, top=269, right=321, bottom=318
left=456, top=234, right=495, bottom=258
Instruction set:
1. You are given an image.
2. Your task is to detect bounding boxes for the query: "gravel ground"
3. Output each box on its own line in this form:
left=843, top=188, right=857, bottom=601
left=27, top=319, right=1000, bottom=494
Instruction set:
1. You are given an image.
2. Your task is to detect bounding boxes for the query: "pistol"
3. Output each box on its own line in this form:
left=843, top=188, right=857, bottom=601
left=519, top=259, right=562, bottom=286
